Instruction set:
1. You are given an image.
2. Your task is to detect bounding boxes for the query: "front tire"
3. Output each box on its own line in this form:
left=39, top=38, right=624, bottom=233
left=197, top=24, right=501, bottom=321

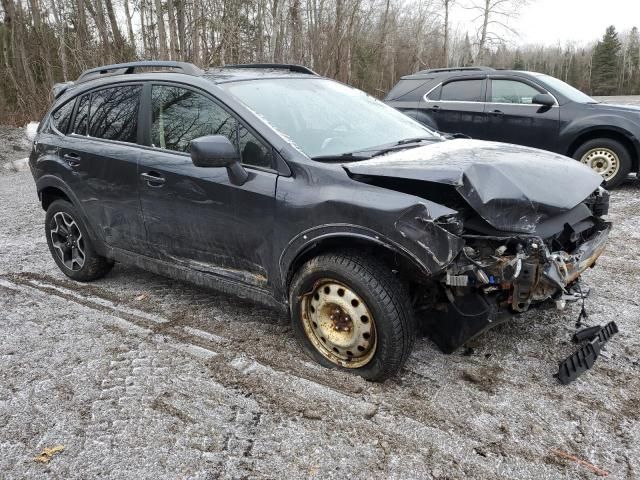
left=573, top=138, right=632, bottom=188
left=289, top=251, right=416, bottom=381
left=45, top=199, right=114, bottom=282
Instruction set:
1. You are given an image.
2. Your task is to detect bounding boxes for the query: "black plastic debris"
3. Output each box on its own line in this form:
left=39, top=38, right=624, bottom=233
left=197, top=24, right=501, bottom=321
left=556, top=321, right=619, bottom=385
left=573, top=325, right=602, bottom=343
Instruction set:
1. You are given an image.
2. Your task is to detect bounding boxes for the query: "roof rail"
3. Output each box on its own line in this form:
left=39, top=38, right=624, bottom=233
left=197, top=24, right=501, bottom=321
left=416, top=66, right=495, bottom=74
left=222, top=63, right=318, bottom=75
left=76, top=60, right=203, bottom=83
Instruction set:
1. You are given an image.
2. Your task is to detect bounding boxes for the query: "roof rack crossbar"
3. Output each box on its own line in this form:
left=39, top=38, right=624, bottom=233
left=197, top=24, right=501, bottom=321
left=222, top=63, right=318, bottom=75
left=417, top=66, right=495, bottom=74
left=76, top=60, right=203, bottom=83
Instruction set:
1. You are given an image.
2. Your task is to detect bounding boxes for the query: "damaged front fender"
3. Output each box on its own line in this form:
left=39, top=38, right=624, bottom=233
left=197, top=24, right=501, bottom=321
left=394, top=204, right=465, bottom=274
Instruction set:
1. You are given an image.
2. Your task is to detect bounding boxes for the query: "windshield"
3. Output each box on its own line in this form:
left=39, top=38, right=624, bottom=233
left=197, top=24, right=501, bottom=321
left=538, top=75, right=597, bottom=103
left=222, top=78, right=438, bottom=158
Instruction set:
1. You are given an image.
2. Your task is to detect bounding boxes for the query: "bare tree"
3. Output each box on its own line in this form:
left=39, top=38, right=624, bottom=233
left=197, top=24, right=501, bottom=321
left=463, top=0, right=529, bottom=64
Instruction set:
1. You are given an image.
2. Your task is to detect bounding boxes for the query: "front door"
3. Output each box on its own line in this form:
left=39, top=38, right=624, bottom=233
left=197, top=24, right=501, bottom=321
left=485, top=78, right=560, bottom=151
left=137, top=83, right=278, bottom=288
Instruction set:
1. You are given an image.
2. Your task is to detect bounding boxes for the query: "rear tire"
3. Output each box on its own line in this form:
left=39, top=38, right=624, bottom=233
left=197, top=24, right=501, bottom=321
left=573, top=138, right=632, bottom=188
left=45, top=199, right=114, bottom=282
left=289, top=250, right=416, bottom=381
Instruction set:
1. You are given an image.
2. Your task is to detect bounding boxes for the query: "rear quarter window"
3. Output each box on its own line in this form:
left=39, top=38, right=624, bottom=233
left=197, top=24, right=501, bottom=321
left=385, top=79, right=433, bottom=101
left=51, top=100, right=75, bottom=134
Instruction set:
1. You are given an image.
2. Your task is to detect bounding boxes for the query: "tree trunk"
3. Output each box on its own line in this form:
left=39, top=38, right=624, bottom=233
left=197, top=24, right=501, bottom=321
left=167, top=0, right=179, bottom=60
left=104, top=0, right=125, bottom=56
left=175, top=0, right=186, bottom=58
left=124, top=0, right=136, bottom=50
left=155, top=0, right=167, bottom=58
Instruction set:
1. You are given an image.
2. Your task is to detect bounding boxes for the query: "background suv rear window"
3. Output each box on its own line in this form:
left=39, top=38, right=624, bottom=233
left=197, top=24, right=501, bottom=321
left=88, top=85, right=141, bottom=143
left=441, top=80, right=483, bottom=102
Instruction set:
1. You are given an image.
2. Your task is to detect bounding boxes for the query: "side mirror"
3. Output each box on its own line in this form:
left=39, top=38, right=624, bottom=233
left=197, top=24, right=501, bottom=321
left=532, top=93, right=556, bottom=107
left=190, top=135, right=248, bottom=185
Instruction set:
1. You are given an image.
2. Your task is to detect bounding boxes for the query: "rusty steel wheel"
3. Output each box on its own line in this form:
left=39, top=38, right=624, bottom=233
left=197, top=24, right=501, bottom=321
left=290, top=251, right=416, bottom=381
left=301, top=279, right=377, bottom=368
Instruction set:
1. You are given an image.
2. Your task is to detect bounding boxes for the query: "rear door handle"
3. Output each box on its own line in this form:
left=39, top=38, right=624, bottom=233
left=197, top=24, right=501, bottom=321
left=489, top=109, right=504, bottom=116
left=430, top=105, right=441, bottom=112
left=140, top=171, right=166, bottom=186
left=63, top=153, right=81, bottom=167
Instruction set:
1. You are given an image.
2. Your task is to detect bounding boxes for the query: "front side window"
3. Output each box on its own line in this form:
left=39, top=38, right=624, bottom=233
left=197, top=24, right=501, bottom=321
left=238, top=124, right=273, bottom=168
left=441, top=80, right=483, bottom=102
left=51, top=100, right=75, bottom=134
left=490, top=80, right=540, bottom=104
left=89, top=85, right=141, bottom=143
left=151, top=85, right=236, bottom=153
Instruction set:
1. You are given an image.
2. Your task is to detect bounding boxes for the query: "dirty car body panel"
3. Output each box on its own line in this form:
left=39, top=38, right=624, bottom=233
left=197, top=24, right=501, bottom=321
left=30, top=62, right=611, bottom=361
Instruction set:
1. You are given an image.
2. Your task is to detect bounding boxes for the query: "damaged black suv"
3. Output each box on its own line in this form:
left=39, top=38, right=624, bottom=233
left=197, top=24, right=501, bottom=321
left=30, top=61, right=611, bottom=381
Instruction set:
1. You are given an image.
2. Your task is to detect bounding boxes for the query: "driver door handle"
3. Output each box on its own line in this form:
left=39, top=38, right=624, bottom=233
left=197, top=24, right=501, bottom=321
left=489, top=109, right=504, bottom=116
left=140, top=171, right=166, bottom=186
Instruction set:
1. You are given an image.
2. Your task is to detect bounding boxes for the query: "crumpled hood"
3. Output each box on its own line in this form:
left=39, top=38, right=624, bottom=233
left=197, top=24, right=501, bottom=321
left=344, top=139, right=603, bottom=233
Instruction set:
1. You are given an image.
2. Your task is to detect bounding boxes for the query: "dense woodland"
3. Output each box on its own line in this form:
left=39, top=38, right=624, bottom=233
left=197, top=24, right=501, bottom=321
left=1, top=0, right=639, bottom=123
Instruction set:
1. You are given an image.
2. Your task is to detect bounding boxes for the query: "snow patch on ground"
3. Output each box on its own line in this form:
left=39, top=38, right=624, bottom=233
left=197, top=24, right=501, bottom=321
left=24, top=121, right=39, bottom=141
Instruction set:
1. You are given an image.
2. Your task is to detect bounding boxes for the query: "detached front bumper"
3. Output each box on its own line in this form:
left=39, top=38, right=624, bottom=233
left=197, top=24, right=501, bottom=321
left=544, top=223, right=610, bottom=290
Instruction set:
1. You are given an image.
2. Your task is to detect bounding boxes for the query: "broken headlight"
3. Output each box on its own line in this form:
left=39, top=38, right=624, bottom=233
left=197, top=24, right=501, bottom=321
left=435, top=214, right=464, bottom=236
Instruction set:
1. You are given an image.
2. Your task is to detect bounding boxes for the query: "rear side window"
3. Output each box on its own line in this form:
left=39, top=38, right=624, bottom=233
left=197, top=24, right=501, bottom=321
left=89, top=85, right=141, bottom=143
left=72, top=94, right=89, bottom=135
left=441, top=80, right=483, bottom=102
left=51, top=100, right=75, bottom=134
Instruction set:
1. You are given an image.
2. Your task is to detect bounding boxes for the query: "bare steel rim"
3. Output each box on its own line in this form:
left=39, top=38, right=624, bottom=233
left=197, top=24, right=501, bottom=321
left=300, top=279, right=377, bottom=368
left=580, top=147, right=620, bottom=181
left=50, top=212, right=86, bottom=271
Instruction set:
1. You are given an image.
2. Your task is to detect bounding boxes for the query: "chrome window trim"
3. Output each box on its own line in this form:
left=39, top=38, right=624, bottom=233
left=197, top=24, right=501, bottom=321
left=422, top=78, right=560, bottom=107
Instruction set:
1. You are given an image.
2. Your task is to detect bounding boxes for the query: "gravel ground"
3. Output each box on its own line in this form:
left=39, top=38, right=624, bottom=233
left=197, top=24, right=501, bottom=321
left=1, top=117, right=639, bottom=479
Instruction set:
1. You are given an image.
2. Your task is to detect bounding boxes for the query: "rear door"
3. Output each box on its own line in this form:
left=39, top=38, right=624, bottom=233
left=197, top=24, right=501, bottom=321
left=137, top=83, right=277, bottom=289
left=485, top=77, right=560, bottom=150
left=422, top=77, right=489, bottom=138
left=59, top=84, right=148, bottom=252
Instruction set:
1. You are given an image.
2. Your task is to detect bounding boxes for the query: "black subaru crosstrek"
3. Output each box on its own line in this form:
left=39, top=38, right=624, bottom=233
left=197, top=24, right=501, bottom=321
left=385, top=66, right=640, bottom=187
left=30, top=61, right=611, bottom=380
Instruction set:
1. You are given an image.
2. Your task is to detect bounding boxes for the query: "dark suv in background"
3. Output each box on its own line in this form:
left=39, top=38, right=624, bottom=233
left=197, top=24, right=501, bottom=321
left=385, top=67, right=640, bottom=187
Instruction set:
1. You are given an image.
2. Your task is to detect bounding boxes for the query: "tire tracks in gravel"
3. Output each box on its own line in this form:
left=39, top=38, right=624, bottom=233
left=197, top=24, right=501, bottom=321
left=0, top=271, right=584, bottom=478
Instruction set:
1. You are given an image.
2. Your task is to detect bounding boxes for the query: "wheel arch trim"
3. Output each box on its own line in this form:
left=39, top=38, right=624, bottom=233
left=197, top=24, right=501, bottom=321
left=279, top=224, right=432, bottom=294
left=36, top=175, right=103, bottom=244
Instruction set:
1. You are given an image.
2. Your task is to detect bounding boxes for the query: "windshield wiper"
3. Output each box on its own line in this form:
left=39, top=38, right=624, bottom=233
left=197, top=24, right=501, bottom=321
left=311, top=153, right=373, bottom=162
left=311, top=137, right=434, bottom=162
left=367, top=137, right=433, bottom=158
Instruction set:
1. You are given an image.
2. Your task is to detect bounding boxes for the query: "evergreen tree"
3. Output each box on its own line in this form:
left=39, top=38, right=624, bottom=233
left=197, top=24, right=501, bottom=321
left=513, top=50, right=525, bottom=70
left=459, top=34, right=474, bottom=67
left=591, top=25, right=622, bottom=95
